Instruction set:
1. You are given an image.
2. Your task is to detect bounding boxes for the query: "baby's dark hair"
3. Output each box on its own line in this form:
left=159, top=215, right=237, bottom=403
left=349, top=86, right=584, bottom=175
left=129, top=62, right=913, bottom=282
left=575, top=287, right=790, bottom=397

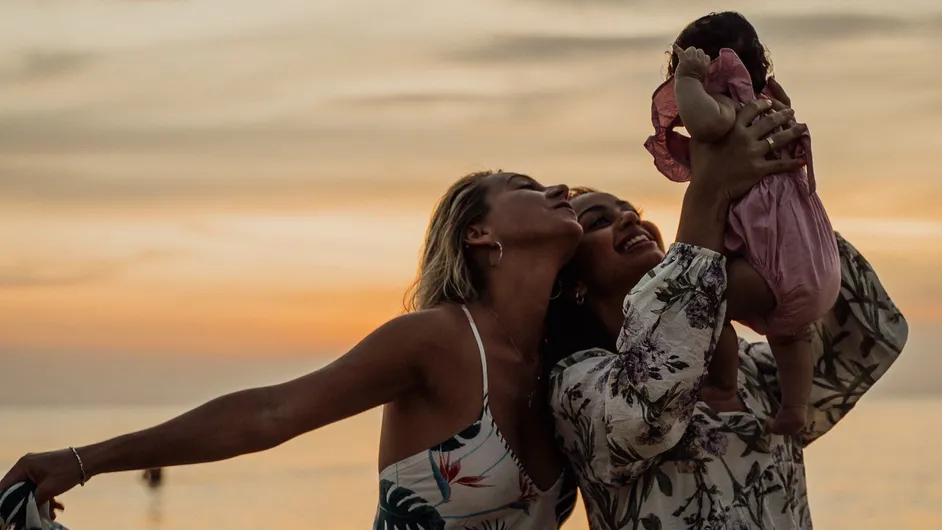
left=667, top=11, right=772, bottom=93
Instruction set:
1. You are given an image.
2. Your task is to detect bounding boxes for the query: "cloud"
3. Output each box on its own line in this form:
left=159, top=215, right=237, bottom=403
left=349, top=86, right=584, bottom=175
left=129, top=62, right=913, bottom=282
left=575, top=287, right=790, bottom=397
left=0, top=164, right=312, bottom=202
left=0, top=7, right=935, bottom=212
left=0, top=262, right=120, bottom=288
left=0, top=49, right=94, bottom=83
left=444, top=12, right=921, bottom=67
left=0, top=108, right=348, bottom=154
left=753, top=13, right=908, bottom=42
left=0, top=250, right=180, bottom=288
left=446, top=34, right=669, bottom=64
left=342, top=92, right=502, bottom=106
left=0, top=165, right=210, bottom=201
left=335, top=85, right=577, bottom=119
left=338, top=90, right=566, bottom=107
left=0, top=161, right=461, bottom=207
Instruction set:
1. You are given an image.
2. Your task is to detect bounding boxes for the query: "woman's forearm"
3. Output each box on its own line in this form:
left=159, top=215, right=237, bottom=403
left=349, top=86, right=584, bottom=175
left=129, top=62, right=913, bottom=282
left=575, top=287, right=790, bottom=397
left=675, top=182, right=728, bottom=253
left=78, top=386, right=286, bottom=478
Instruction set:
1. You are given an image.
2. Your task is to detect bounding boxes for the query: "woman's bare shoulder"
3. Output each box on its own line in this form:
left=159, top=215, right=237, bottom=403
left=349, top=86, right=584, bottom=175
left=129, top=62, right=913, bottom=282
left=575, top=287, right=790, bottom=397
left=382, top=304, right=471, bottom=353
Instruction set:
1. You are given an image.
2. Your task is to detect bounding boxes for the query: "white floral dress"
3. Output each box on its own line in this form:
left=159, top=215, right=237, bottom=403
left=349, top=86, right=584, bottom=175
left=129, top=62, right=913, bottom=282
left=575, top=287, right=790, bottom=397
left=550, top=234, right=908, bottom=529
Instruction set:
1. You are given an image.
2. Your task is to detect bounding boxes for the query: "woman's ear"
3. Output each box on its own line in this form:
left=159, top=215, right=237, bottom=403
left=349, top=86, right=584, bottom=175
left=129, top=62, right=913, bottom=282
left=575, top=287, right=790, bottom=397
left=464, top=222, right=494, bottom=249
left=565, top=280, right=588, bottom=304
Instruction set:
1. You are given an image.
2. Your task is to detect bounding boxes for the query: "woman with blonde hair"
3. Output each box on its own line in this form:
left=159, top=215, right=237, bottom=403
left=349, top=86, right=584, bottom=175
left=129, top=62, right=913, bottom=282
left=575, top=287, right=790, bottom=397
left=0, top=99, right=801, bottom=529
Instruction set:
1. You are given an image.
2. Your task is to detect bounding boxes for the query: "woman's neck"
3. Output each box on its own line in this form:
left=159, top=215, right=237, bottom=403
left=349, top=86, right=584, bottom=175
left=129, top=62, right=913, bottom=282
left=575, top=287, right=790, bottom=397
left=476, top=258, right=560, bottom=357
left=590, top=290, right=630, bottom=344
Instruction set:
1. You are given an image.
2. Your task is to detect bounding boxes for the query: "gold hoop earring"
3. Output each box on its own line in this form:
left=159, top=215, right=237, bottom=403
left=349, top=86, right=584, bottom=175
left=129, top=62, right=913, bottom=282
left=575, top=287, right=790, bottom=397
left=549, top=280, right=562, bottom=300
left=489, top=241, right=503, bottom=268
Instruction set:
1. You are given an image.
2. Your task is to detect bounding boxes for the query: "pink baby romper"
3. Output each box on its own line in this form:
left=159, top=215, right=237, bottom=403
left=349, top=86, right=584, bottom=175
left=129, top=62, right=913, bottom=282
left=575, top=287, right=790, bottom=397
left=643, top=48, right=840, bottom=336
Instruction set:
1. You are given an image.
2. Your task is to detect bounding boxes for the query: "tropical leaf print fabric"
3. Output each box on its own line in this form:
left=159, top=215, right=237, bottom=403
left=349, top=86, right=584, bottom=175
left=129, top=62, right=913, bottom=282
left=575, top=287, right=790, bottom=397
left=375, top=306, right=573, bottom=529
left=0, top=481, right=68, bottom=530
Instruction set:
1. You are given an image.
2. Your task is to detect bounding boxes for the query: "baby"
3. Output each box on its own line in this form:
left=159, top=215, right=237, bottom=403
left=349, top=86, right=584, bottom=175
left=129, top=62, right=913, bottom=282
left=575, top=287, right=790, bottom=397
left=644, top=11, right=841, bottom=434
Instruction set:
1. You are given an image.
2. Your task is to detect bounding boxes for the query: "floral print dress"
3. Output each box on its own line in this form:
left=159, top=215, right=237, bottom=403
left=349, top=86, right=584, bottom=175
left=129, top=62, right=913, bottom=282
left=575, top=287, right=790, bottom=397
left=550, top=234, right=908, bottom=529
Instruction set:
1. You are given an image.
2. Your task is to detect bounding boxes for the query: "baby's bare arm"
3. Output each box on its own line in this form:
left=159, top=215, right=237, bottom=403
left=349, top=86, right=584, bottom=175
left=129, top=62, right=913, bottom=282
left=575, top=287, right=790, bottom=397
left=675, top=78, right=738, bottom=142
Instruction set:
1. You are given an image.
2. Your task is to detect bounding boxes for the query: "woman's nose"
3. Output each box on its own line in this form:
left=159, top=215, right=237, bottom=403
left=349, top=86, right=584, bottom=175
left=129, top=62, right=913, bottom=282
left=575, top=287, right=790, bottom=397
left=616, top=209, right=640, bottom=229
left=546, top=184, right=570, bottom=199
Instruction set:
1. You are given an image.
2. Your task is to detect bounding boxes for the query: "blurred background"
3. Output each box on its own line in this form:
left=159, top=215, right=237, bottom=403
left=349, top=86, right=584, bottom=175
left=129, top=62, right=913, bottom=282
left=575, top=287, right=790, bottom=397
left=2, top=0, right=941, bottom=528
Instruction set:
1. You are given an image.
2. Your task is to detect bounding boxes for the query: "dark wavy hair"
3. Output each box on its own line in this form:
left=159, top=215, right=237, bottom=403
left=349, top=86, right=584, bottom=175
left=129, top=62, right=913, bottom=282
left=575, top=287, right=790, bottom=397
left=667, top=11, right=773, bottom=93
left=540, top=187, right=617, bottom=374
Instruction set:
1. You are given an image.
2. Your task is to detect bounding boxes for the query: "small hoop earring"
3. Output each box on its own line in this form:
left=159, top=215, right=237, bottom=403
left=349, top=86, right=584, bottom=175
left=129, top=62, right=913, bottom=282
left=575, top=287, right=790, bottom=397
left=549, top=280, right=562, bottom=300
left=575, top=290, right=585, bottom=305
left=489, top=241, right=503, bottom=268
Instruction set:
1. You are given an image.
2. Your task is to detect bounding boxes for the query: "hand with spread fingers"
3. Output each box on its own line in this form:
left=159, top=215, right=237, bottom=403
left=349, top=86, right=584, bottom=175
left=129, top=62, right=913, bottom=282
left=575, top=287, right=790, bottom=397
left=673, top=43, right=711, bottom=81
left=689, top=98, right=807, bottom=203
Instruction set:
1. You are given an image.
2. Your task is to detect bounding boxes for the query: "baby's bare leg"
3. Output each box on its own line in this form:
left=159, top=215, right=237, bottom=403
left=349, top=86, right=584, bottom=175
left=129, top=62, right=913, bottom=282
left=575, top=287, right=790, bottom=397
left=725, top=258, right=776, bottom=322
left=768, top=329, right=814, bottom=435
left=710, top=258, right=775, bottom=405
left=706, top=323, right=740, bottom=399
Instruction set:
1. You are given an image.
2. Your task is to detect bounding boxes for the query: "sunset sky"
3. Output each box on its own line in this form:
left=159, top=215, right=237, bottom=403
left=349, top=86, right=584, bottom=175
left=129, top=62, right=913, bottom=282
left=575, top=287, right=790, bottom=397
left=2, top=0, right=941, bottom=402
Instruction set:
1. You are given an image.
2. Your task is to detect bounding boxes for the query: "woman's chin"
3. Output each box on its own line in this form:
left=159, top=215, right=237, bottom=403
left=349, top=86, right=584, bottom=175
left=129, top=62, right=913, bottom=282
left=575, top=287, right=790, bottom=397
left=620, top=243, right=665, bottom=269
left=612, top=248, right=665, bottom=291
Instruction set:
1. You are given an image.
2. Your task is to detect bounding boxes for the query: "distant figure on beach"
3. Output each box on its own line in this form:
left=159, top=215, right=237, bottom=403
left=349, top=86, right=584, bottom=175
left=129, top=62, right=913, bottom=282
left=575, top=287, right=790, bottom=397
left=141, top=468, right=163, bottom=490
left=141, top=468, right=164, bottom=526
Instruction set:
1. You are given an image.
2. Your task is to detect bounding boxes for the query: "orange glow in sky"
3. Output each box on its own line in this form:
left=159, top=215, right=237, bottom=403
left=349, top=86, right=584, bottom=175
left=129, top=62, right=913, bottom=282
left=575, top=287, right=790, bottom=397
left=2, top=0, right=941, bottom=360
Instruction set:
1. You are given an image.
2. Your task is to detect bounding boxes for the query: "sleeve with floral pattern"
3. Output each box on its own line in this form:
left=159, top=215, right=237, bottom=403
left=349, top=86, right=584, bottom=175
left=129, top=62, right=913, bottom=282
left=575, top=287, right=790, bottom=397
left=549, top=243, right=728, bottom=486
left=745, top=233, right=909, bottom=447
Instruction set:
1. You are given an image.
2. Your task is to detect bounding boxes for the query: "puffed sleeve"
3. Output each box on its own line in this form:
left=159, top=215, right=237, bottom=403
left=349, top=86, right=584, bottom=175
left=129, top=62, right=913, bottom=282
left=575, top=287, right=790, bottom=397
left=550, top=243, right=727, bottom=485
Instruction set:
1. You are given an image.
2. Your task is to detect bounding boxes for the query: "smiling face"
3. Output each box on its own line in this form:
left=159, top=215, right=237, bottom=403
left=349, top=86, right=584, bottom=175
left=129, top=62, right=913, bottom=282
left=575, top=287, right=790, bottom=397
left=566, top=191, right=666, bottom=304
left=539, top=189, right=668, bottom=367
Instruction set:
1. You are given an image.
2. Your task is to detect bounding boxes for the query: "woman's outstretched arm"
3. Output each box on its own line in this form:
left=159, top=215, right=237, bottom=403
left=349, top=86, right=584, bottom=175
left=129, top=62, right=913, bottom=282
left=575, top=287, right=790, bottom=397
left=0, top=310, right=447, bottom=504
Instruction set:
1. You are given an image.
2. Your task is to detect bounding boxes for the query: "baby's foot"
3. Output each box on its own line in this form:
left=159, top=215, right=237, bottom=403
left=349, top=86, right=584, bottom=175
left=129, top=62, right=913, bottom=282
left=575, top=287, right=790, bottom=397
left=701, top=381, right=738, bottom=403
left=769, top=405, right=807, bottom=435
left=701, top=384, right=744, bottom=413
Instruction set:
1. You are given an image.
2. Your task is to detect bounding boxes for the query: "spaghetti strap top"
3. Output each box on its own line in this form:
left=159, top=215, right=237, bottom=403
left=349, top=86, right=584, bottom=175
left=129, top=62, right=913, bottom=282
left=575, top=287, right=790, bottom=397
left=374, top=305, right=567, bottom=529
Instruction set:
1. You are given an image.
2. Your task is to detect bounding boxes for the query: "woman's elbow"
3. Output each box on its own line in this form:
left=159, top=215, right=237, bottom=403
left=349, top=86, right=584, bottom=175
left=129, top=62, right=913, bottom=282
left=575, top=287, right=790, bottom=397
left=611, top=419, right=688, bottom=462
left=642, top=424, right=688, bottom=459
left=602, top=422, right=687, bottom=485
left=637, top=397, right=699, bottom=456
left=893, top=306, right=910, bottom=351
left=249, top=386, right=308, bottom=451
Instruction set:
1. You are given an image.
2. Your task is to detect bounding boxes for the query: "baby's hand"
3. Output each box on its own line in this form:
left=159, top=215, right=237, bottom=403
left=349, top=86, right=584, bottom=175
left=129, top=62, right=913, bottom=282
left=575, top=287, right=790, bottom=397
left=673, top=44, right=710, bottom=82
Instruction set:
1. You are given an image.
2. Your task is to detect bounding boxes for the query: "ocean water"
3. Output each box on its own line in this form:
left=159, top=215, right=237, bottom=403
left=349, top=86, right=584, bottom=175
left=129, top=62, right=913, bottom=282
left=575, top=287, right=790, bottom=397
left=2, top=399, right=941, bottom=529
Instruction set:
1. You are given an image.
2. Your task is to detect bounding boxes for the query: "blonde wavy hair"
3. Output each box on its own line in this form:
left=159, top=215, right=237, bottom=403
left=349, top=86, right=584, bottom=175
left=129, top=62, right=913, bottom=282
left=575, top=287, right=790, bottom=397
left=404, top=170, right=502, bottom=311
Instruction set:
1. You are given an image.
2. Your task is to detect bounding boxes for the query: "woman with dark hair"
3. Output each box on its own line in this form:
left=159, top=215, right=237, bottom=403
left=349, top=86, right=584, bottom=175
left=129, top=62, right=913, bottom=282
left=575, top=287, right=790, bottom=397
left=543, top=104, right=908, bottom=530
